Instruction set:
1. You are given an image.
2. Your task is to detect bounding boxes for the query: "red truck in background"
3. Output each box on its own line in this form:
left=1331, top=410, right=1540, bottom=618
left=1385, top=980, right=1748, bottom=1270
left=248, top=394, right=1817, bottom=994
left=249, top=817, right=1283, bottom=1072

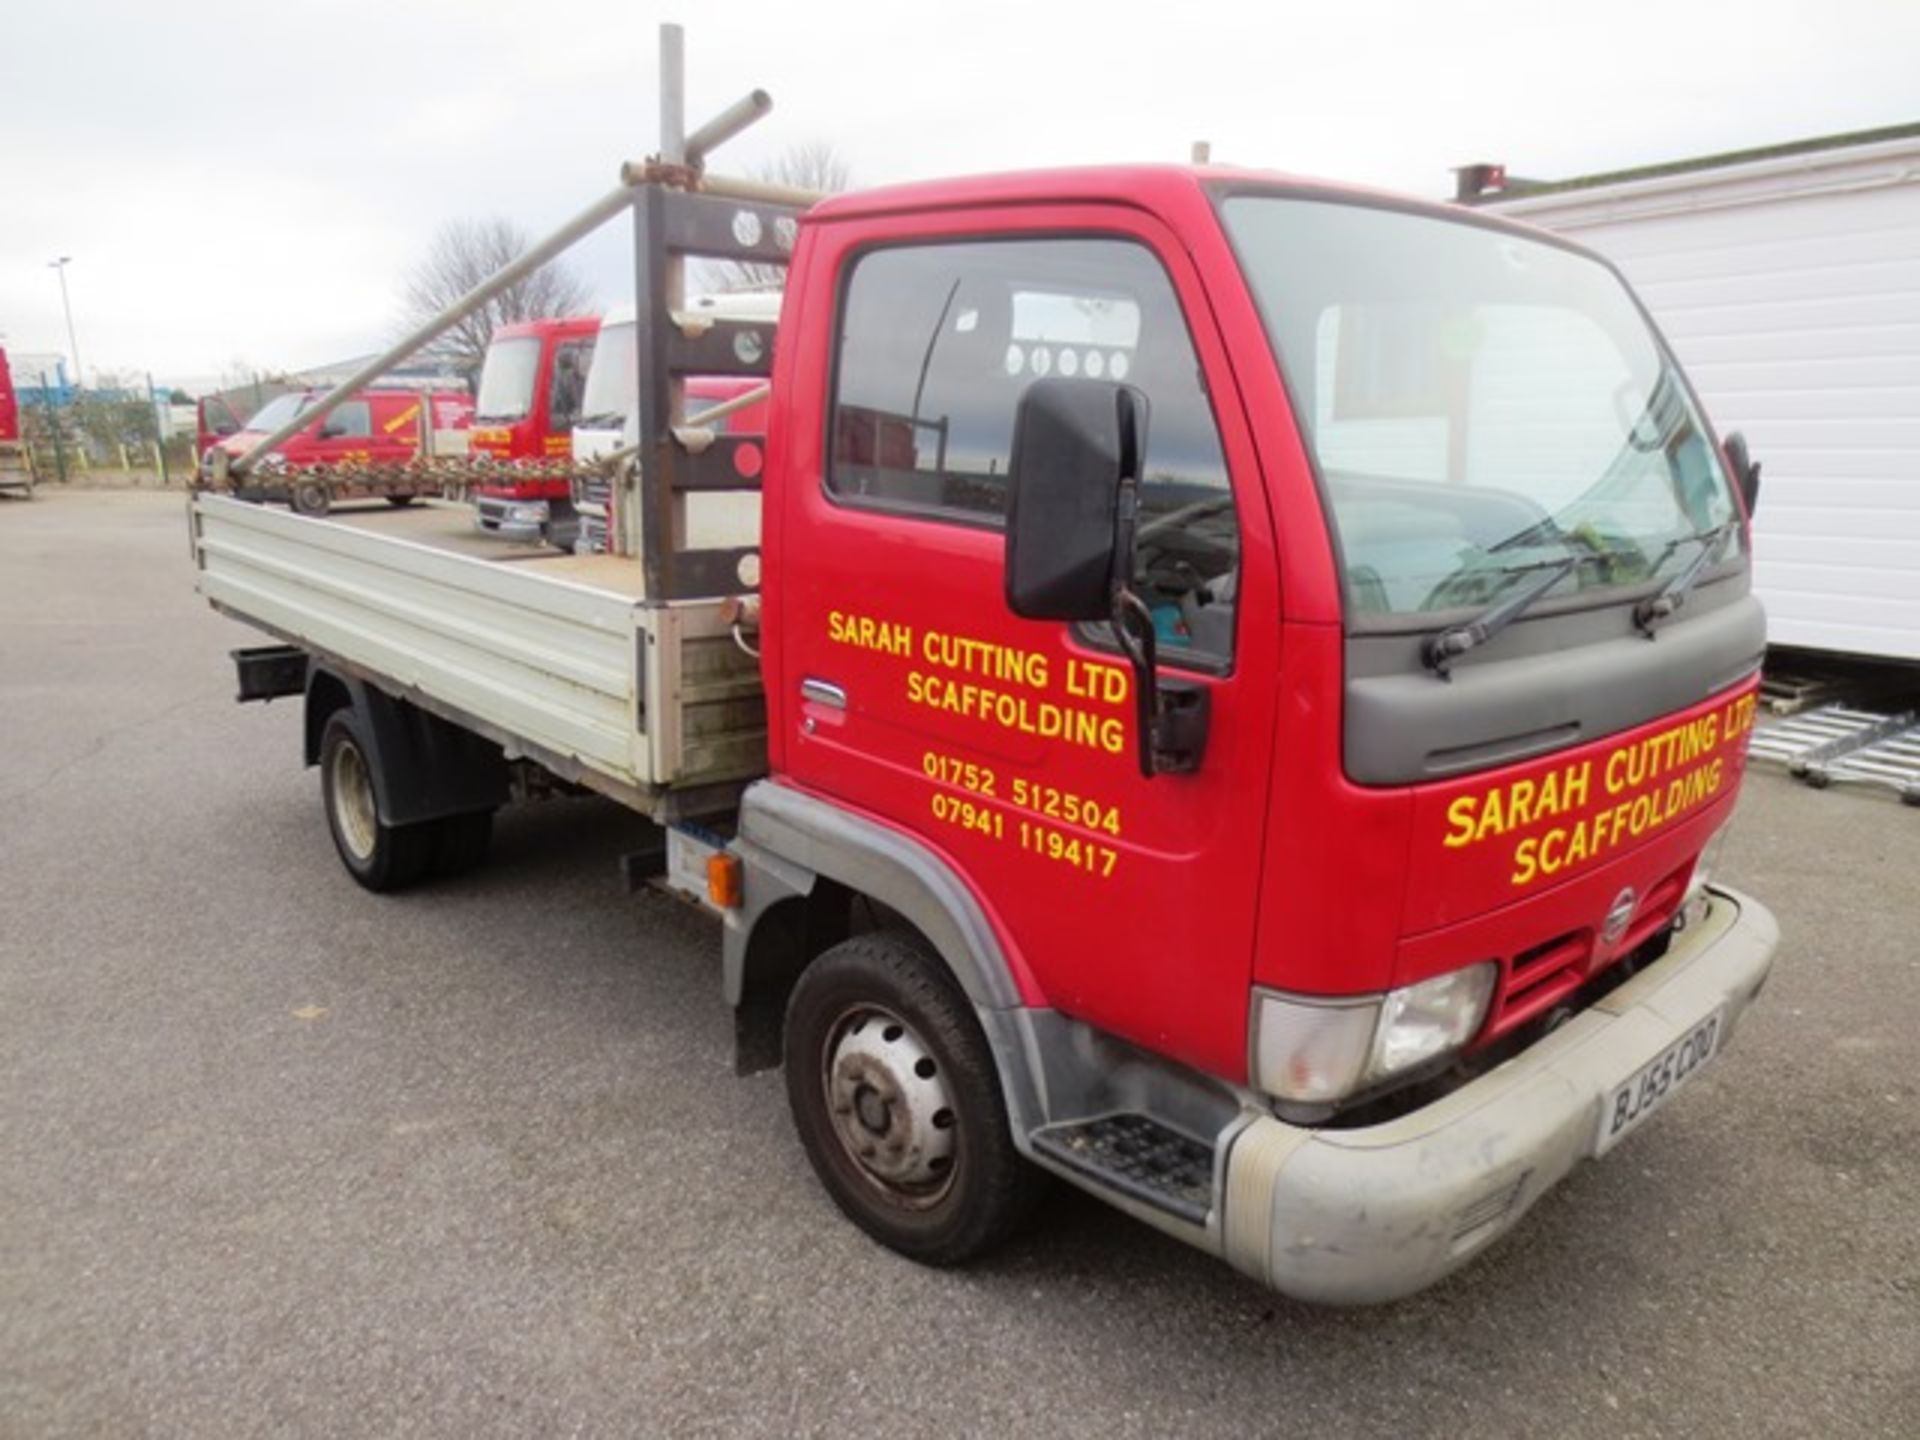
left=208, top=386, right=473, bottom=515
left=0, top=347, right=20, bottom=443
left=468, top=315, right=598, bottom=548
left=0, top=348, right=35, bottom=495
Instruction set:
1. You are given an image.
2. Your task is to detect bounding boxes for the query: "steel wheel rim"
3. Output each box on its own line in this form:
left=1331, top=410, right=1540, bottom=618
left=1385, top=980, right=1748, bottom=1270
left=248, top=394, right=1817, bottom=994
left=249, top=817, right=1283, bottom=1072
left=820, top=1003, right=959, bottom=1209
left=330, top=738, right=378, bottom=862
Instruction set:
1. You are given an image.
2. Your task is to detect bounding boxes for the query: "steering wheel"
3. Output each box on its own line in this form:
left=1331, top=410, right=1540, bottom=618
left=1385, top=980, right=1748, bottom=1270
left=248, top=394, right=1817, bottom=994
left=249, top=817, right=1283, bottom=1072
left=1134, top=492, right=1235, bottom=546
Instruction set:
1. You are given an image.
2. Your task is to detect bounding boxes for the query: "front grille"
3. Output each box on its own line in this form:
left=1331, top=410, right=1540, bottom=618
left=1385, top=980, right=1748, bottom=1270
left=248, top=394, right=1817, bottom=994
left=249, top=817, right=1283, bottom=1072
left=1494, top=930, right=1590, bottom=1034
left=1325, top=860, right=1698, bottom=1131
left=1480, top=857, right=1694, bottom=1045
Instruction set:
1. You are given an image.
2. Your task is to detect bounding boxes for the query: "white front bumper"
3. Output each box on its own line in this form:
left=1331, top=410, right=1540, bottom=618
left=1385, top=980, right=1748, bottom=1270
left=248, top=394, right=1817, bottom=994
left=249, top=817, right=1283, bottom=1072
left=1221, top=885, right=1779, bottom=1305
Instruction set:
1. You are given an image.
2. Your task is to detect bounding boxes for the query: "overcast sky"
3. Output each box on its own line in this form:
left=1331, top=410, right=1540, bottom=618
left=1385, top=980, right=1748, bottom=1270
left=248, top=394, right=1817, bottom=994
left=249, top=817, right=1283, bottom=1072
left=2, top=0, right=1913, bottom=392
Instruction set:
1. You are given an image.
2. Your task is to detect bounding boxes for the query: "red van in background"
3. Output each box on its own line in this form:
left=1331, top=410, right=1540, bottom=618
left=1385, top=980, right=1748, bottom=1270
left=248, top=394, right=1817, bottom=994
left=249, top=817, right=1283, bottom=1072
left=209, top=386, right=473, bottom=515
left=469, top=316, right=598, bottom=547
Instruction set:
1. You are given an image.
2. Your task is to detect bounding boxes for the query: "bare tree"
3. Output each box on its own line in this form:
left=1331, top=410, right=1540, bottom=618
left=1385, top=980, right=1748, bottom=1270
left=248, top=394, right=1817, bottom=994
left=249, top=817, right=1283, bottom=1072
left=401, top=218, right=593, bottom=380
left=700, top=143, right=853, bottom=294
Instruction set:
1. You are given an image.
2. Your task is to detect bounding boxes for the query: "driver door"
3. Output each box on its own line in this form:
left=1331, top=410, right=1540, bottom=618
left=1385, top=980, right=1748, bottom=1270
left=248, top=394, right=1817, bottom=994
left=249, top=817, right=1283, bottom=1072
left=310, top=398, right=374, bottom=468
left=779, top=206, right=1281, bottom=1081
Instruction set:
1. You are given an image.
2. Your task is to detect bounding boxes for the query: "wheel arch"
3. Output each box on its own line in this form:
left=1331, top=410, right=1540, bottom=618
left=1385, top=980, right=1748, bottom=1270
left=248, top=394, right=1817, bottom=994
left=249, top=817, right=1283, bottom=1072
left=303, top=667, right=353, bottom=766
left=724, top=781, right=1034, bottom=1081
left=303, top=663, right=509, bottom=827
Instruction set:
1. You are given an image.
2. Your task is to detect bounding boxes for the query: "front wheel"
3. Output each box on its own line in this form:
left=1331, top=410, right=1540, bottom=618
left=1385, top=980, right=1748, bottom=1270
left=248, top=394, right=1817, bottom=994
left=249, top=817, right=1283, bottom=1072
left=784, top=932, right=1043, bottom=1265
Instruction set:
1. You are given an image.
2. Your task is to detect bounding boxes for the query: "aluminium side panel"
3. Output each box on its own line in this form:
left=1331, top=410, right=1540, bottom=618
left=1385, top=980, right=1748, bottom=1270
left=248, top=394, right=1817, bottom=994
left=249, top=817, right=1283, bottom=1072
left=192, top=494, right=649, bottom=787
left=1490, top=138, right=1920, bottom=660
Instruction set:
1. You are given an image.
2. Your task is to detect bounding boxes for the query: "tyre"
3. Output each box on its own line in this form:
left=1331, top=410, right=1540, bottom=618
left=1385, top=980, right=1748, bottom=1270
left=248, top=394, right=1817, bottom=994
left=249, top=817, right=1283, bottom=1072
left=385, top=495, right=416, bottom=508
left=318, top=711, right=436, bottom=891
left=784, top=932, right=1043, bottom=1265
left=290, top=480, right=330, bottom=517
left=431, top=809, right=494, bottom=878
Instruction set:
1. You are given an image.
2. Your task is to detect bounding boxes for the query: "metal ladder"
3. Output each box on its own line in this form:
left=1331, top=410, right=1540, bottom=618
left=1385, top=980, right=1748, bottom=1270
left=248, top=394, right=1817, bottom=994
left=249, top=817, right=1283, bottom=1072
left=1748, top=704, right=1920, bottom=803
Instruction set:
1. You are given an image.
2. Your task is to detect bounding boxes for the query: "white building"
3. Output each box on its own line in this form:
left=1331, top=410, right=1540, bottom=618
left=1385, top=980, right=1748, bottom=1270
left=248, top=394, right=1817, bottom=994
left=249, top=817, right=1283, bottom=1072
left=1469, top=124, right=1920, bottom=663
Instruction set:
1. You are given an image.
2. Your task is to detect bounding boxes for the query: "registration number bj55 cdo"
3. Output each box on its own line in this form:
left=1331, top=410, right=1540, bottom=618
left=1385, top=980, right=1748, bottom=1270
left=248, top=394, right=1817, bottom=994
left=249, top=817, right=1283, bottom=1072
left=1595, top=1008, right=1724, bottom=1156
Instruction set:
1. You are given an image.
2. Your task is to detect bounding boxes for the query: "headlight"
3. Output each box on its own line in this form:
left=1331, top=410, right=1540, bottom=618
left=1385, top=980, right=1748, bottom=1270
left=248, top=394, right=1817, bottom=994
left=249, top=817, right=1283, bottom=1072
left=1252, top=962, right=1497, bottom=1109
left=1373, top=965, right=1496, bottom=1075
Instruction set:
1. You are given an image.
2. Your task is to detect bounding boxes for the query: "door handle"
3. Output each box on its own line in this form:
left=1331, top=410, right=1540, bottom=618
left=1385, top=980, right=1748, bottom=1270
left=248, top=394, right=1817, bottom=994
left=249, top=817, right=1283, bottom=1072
left=800, top=678, right=847, bottom=709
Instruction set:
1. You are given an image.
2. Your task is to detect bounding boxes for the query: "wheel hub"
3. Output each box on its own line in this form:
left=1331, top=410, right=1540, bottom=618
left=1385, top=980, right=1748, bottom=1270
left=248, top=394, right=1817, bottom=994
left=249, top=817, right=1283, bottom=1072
left=330, top=740, right=378, bottom=862
left=825, top=1007, right=956, bottom=1193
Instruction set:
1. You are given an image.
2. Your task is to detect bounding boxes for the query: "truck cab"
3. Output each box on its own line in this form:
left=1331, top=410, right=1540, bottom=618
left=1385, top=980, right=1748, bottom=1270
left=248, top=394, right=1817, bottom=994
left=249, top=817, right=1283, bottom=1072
left=740, top=166, right=1772, bottom=1299
left=0, top=347, right=21, bottom=447
left=469, top=315, right=600, bottom=546
left=0, top=347, right=30, bottom=494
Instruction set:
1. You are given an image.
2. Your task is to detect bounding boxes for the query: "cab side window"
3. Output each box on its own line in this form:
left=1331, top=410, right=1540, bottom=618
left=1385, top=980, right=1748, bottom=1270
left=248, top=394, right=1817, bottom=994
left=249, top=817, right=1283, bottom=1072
left=829, top=238, right=1239, bottom=660
left=321, top=401, right=372, bottom=439
left=549, top=337, right=592, bottom=432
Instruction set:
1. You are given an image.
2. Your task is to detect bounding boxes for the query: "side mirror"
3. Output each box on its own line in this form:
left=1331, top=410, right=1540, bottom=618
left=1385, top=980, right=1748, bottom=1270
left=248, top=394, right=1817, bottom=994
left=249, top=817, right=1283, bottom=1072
left=1724, top=430, right=1762, bottom=515
left=1004, top=378, right=1143, bottom=620
left=1003, top=379, right=1208, bottom=779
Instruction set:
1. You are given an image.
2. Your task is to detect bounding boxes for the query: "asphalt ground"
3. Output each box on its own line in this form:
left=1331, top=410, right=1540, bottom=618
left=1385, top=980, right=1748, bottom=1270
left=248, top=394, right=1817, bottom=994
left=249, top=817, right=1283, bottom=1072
left=2, top=489, right=1915, bottom=1439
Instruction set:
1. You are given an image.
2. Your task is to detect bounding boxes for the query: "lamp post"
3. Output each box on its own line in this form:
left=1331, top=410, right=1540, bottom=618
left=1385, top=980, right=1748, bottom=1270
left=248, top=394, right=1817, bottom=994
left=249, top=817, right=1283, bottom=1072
left=47, top=256, right=82, bottom=392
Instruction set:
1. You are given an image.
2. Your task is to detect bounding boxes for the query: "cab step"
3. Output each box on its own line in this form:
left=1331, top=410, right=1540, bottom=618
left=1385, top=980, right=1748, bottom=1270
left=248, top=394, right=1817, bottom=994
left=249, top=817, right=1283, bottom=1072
left=1030, top=1114, right=1216, bottom=1225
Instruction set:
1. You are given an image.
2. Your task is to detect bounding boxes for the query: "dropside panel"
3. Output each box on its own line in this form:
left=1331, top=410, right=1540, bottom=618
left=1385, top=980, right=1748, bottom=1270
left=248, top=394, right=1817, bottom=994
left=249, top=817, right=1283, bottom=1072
left=192, top=494, right=646, bottom=787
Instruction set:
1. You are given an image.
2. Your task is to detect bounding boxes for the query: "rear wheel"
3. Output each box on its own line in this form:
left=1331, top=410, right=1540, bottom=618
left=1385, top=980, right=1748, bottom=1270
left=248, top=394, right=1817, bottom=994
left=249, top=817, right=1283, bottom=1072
left=385, top=495, right=416, bottom=508
left=784, top=932, right=1043, bottom=1265
left=319, top=711, right=436, bottom=891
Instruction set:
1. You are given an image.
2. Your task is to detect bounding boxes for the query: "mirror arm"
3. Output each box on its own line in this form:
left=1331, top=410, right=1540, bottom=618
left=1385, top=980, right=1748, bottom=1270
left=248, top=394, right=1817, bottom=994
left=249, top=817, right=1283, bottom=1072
left=1108, top=461, right=1161, bottom=780
left=1111, top=588, right=1161, bottom=780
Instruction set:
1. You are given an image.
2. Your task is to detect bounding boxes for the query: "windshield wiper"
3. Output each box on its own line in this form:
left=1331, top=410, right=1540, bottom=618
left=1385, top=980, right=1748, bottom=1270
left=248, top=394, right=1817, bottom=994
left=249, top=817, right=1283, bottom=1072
left=1424, top=558, right=1576, bottom=678
left=1635, top=523, right=1735, bottom=637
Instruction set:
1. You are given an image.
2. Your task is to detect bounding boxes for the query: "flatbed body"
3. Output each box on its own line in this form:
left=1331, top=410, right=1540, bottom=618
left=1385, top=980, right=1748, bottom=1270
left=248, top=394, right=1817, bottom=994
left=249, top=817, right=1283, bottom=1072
left=190, top=493, right=764, bottom=817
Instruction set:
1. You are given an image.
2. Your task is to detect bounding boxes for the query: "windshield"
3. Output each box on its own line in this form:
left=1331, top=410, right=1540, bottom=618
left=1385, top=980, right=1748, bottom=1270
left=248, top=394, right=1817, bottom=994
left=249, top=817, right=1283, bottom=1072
left=474, top=336, right=541, bottom=421
left=579, top=319, right=635, bottom=429
left=241, top=393, right=314, bottom=434
left=1221, top=196, right=1738, bottom=626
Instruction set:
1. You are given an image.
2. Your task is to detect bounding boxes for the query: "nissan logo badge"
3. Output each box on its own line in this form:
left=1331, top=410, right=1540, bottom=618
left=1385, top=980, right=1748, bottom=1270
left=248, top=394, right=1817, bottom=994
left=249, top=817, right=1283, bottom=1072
left=1601, top=887, right=1638, bottom=945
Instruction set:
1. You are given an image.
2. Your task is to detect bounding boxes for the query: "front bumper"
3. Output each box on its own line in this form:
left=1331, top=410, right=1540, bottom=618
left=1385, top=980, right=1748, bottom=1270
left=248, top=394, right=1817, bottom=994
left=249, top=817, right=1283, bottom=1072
left=1221, top=884, right=1777, bottom=1305
left=475, top=496, right=548, bottom=541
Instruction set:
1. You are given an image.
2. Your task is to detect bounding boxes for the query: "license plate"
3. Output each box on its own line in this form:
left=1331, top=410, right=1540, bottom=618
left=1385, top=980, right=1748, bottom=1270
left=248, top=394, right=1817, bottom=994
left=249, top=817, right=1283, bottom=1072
left=1595, top=1008, right=1725, bottom=1156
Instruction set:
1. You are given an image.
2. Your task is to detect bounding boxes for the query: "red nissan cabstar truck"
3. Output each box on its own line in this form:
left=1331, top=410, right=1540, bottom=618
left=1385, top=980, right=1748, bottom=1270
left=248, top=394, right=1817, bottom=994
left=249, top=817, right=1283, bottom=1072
left=468, top=315, right=599, bottom=547
left=194, top=151, right=1779, bottom=1304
